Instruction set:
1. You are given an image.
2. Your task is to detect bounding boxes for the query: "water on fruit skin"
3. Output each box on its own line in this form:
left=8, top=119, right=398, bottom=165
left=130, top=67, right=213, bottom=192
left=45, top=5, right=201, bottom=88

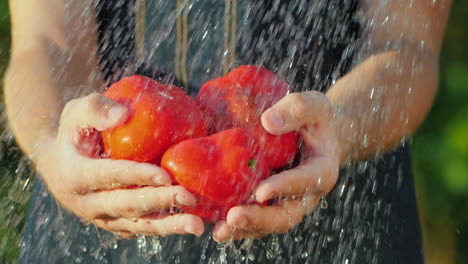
left=0, top=0, right=448, bottom=263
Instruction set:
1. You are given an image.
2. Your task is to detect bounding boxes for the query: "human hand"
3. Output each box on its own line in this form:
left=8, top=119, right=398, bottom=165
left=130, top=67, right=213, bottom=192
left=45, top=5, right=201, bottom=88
left=212, top=91, right=341, bottom=241
left=37, top=93, right=204, bottom=238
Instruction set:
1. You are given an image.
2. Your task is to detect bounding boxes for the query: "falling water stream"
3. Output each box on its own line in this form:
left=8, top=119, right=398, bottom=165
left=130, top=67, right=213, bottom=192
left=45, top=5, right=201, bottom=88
left=0, top=0, right=451, bottom=263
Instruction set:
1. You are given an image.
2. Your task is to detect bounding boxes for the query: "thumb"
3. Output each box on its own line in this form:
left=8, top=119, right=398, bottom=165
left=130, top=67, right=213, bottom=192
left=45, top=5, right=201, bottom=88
left=60, top=93, right=129, bottom=136
left=261, top=91, right=332, bottom=135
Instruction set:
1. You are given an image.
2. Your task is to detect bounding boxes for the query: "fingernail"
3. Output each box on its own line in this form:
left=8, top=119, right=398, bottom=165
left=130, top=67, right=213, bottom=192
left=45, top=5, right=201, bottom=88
left=266, top=111, right=284, bottom=128
left=236, top=216, right=248, bottom=228
left=213, top=235, right=221, bottom=243
left=152, top=169, right=171, bottom=186
left=255, top=194, right=266, bottom=203
left=185, top=225, right=202, bottom=237
left=255, top=186, right=274, bottom=203
left=108, top=106, right=127, bottom=124
left=184, top=225, right=195, bottom=235
left=153, top=175, right=171, bottom=186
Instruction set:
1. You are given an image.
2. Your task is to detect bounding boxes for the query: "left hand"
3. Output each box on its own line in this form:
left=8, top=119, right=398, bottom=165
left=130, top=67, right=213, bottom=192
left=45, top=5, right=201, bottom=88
left=213, top=91, right=341, bottom=241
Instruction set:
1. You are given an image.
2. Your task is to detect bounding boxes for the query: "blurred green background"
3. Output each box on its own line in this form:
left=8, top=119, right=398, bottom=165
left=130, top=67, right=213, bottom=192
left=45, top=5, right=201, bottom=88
left=0, top=1, right=466, bottom=263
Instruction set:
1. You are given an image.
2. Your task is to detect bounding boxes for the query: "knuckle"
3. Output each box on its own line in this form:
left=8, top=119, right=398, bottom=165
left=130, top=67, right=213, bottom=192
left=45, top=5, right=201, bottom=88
left=143, top=188, right=168, bottom=210
left=288, top=93, right=309, bottom=115
left=152, top=196, right=167, bottom=211
left=63, top=179, right=80, bottom=194
left=148, top=220, right=168, bottom=236
left=100, top=193, right=117, bottom=218
left=86, top=211, right=100, bottom=221
left=61, top=100, right=77, bottom=120
left=140, top=219, right=152, bottom=233
left=81, top=162, right=98, bottom=188
left=311, top=91, right=333, bottom=116
left=95, top=163, right=114, bottom=189
left=117, top=198, right=138, bottom=218
left=124, top=220, right=138, bottom=234
left=76, top=198, right=98, bottom=220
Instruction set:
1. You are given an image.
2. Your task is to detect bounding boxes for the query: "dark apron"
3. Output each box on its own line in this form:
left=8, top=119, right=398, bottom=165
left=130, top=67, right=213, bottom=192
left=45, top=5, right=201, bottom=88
left=20, top=1, right=423, bottom=263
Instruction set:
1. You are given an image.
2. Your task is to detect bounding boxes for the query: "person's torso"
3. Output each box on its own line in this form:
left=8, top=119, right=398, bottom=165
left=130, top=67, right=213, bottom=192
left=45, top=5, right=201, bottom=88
left=98, top=0, right=360, bottom=94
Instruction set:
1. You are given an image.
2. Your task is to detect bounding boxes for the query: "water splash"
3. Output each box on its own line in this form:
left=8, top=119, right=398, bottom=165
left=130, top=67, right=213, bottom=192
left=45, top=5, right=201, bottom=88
left=0, top=0, right=446, bottom=262
left=320, top=196, right=329, bottom=209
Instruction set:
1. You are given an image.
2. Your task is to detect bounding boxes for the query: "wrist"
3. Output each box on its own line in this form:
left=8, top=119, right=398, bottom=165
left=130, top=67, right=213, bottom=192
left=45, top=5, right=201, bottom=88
left=330, top=108, right=353, bottom=167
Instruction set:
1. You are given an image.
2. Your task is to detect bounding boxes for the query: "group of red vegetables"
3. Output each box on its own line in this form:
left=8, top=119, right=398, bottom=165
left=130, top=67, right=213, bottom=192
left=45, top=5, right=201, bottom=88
left=102, top=66, right=298, bottom=222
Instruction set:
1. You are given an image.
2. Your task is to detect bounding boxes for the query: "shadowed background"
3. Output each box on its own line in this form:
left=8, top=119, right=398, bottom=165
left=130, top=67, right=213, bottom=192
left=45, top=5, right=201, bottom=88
left=0, top=1, right=466, bottom=263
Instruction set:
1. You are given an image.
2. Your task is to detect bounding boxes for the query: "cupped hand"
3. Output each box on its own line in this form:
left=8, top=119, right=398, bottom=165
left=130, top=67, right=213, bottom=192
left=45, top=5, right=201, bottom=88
left=213, top=91, right=341, bottom=241
left=37, top=93, right=204, bottom=238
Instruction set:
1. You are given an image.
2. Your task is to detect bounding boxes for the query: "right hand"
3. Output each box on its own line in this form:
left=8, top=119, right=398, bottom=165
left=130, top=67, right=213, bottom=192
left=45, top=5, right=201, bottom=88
left=36, top=93, right=204, bottom=238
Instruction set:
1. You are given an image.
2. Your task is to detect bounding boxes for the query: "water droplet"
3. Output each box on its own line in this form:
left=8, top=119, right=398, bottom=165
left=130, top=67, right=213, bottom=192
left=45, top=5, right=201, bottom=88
left=218, top=247, right=228, bottom=263
left=320, top=196, right=329, bottom=209
left=150, top=236, right=162, bottom=255
left=383, top=16, right=389, bottom=24
left=362, top=134, right=369, bottom=148
left=247, top=252, right=255, bottom=261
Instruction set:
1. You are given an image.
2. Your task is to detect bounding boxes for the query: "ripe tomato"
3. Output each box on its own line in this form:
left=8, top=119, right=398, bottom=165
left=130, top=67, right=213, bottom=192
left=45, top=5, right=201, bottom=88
left=161, top=128, right=270, bottom=222
left=102, top=75, right=208, bottom=163
left=196, top=65, right=298, bottom=169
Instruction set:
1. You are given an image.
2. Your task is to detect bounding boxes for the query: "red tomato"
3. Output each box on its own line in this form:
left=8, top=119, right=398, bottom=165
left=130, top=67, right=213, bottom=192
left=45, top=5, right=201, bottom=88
left=102, top=75, right=208, bottom=163
left=196, top=65, right=298, bottom=169
left=161, top=128, right=271, bottom=222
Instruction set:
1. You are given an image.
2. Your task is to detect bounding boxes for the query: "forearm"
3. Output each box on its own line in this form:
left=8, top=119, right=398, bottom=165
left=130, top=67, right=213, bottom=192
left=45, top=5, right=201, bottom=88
left=5, top=42, right=62, bottom=157
left=327, top=47, right=438, bottom=164
left=5, top=44, right=102, bottom=156
left=5, top=0, right=103, bottom=160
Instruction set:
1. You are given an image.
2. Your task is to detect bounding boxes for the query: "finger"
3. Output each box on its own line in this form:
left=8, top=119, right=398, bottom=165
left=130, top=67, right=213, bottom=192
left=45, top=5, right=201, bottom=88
left=212, top=221, right=265, bottom=242
left=78, top=158, right=172, bottom=191
left=93, top=213, right=204, bottom=237
left=60, top=93, right=129, bottom=136
left=81, top=186, right=197, bottom=220
left=224, top=196, right=319, bottom=234
left=261, top=91, right=332, bottom=135
left=255, top=157, right=339, bottom=203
